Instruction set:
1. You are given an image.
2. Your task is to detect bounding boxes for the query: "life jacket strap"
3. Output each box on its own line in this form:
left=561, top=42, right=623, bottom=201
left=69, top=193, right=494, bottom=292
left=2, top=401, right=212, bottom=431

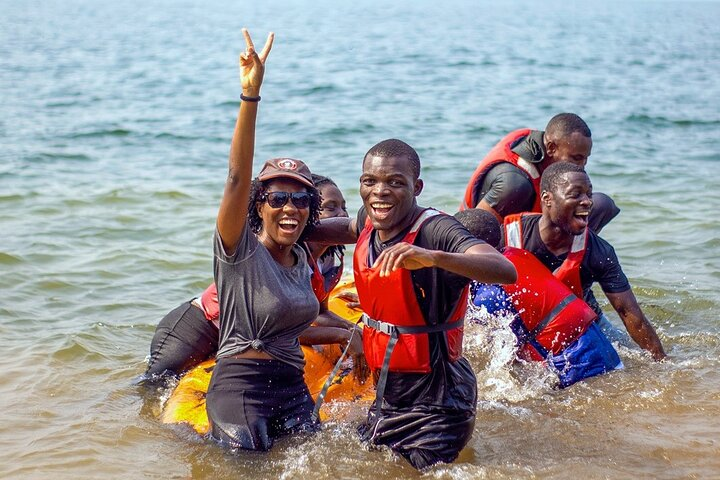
left=362, top=314, right=464, bottom=418
left=371, top=326, right=398, bottom=423
left=363, top=315, right=463, bottom=335
left=528, top=293, right=576, bottom=339
left=311, top=326, right=358, bottom=423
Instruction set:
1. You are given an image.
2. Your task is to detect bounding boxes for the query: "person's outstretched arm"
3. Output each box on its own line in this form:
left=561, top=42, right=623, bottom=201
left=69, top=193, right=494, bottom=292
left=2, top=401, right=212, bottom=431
left=372, top=242, right=517, bottom=284
left=606, top=289, right=666, bottom=361
left=305, top=216, right=358, bottom=245
left=216, top=29, right=274, bottom=253
left=299, top=325, right=369, bottom=383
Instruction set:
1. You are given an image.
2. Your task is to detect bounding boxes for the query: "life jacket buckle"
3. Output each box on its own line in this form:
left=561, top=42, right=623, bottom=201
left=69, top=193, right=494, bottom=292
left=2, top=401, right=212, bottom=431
left=362, top=314, right=396, bottom=336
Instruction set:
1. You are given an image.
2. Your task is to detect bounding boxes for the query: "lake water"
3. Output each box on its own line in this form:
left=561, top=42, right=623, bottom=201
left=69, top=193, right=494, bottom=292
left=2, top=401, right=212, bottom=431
left=1, top=0, right=719, bottom=478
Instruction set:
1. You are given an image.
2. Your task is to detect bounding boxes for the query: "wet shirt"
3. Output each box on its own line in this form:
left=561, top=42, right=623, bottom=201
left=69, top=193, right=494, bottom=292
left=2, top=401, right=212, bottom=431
left=356, top=207, right=482, bottom=407
left=517, top=214, right=631, bottom=315
left=213, top=227, right=319, bottom=370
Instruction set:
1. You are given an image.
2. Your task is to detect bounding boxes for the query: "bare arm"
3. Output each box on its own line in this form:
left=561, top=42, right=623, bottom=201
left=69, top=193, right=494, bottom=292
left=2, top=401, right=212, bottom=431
left=373, top=242, right=517, bottom=284
left=606, top=289, right=666, bottom=361
left=305, top=216, right=358, bottom=245
left=216, top=29, right=274, bottom=253
left=299, top=325, right=369, bottom=383
left=314, top=299, right=358, bottom=330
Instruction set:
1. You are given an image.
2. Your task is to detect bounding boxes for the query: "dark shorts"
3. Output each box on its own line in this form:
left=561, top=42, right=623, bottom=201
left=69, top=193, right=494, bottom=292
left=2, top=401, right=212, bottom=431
left=360, top=404, right=476, bottom=470
left=145, top=301, right=219, bottom=379
left=206, top=357, right=318, bottom=451
left=359, top=358, right=478, bottom=470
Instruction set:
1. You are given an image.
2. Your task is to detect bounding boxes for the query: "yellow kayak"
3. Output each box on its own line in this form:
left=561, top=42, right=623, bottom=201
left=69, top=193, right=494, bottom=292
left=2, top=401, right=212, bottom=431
left=161, top=281, right=374, bottom=435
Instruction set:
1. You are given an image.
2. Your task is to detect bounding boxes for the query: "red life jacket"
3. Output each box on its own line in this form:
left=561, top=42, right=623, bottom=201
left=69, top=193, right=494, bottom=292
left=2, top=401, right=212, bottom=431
left=354, top=208, right=468, bottom=374
left=307, top=247, right=344, bottom=304
left=460, top=128, right=542, bottom=214
left=504, top=213, right=588, bottom=296
left=199, top=283, right=219, bottom=321
left=500, top=247, right=597, bottom=361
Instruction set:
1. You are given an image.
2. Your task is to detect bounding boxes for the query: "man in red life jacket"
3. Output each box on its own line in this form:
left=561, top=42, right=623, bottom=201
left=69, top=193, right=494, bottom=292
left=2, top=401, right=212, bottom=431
left=503, top=161, right=666, bottom=361
left=460, top=113, right=619, bottom=233
left=311, top=138, right=517, bottom=470
left=455, top=208, right=624, bottom=388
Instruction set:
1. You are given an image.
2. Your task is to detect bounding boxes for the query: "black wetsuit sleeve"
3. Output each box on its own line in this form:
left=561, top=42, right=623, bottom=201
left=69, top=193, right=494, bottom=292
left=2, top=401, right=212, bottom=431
left=477, top=163, right=536, bottom=216
left=588, top=192, right=621, bottom=233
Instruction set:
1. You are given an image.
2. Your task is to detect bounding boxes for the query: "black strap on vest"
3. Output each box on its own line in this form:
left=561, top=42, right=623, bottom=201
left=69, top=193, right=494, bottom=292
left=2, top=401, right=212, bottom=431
left=528, top=293, right=575, bottom=340
left=310, top=326, right=357, bottom=422
left=363, top=314, right=464, bottom=418
left=523, top=293, right=576, bottom=358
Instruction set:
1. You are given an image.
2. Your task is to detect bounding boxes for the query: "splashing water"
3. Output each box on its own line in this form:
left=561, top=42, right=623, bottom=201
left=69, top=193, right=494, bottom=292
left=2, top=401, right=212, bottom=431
left=464, top=300, right=558, bottom=403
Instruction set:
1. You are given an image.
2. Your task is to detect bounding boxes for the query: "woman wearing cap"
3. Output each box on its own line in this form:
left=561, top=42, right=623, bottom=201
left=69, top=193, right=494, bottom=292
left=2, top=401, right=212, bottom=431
left=205, top=29, right=322, bottom=451
left=141, top=173, right=366, bottom=383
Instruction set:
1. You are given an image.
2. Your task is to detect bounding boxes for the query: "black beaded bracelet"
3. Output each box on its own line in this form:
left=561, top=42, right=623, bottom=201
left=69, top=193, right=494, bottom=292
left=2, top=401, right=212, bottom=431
left=240, top=94, right=261, bottom=102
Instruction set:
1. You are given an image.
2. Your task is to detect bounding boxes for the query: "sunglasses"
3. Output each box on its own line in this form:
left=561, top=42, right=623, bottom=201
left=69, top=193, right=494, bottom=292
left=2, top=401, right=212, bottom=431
left=261, top=191, right=312, bottom=209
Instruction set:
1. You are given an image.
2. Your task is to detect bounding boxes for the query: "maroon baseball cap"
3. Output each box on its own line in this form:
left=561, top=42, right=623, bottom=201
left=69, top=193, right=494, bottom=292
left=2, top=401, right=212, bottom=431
left=257, top=158, right=314, bottom=188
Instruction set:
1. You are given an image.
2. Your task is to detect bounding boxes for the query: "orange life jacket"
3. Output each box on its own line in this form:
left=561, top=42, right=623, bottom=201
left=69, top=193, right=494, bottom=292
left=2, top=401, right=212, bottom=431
left=460, top=128, right=541, bottom=214
left=199, top=283, right=219, bottom=321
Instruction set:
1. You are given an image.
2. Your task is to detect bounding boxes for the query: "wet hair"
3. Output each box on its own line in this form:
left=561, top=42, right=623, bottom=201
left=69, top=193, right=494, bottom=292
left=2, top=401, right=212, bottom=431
left=363, top=139, right=421, bottom=180
left=247, top=178, right=322, bottom=241
left=453, top=209, right=502, bottom=250
left=310, top=173, right=345, bottom=261
left=545, top=113, right=592, bottom=140
left=540, top=161, right=588, bottom=194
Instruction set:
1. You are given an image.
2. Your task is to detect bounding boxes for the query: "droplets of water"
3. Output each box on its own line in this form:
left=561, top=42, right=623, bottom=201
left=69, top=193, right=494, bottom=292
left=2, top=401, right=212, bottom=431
left=424, top=463, right=493, bottom=479
left=464, top=300, right=558, bottom=404
left=637, top=388, right=662, bottom=399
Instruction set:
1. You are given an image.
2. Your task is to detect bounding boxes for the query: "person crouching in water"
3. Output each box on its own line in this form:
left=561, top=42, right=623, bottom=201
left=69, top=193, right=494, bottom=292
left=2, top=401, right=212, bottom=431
left=457, top=161, right=666, bottom=387
left=455, top=208, right=624, bottom=388
left=502, top=162, right=665, bottom=362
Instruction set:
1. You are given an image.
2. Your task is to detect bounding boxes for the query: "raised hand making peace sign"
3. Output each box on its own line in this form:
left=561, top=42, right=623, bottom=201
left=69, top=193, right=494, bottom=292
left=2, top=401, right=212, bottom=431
left=239, top=28, right=274, bottom=97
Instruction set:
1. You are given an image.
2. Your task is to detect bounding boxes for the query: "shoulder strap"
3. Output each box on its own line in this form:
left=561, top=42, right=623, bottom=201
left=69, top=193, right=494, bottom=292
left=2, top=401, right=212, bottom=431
left=410, top=208, right=441, bottom=233
left=515, top=157, right=540, bottom=180
left=504, top=213, right=524, bottom=248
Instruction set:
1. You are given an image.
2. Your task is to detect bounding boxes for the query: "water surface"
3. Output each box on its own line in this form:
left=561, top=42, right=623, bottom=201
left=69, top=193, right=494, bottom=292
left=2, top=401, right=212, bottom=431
left=1, top=0, right=719, bottom=478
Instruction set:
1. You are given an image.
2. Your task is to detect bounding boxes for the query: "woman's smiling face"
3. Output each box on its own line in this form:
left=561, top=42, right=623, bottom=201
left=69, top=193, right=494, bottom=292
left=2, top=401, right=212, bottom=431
left=257, top=178, right=310, bottom=250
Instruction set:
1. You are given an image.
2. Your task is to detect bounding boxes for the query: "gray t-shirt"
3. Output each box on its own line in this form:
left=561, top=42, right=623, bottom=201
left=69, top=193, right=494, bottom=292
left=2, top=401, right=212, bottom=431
left=213, top=227, right=319, bottom=370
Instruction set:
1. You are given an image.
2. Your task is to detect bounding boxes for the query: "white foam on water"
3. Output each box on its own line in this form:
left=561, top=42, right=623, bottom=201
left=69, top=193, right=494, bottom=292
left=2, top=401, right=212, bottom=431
left=464, top=301, right=558, bottom=405
left=423, top=463, right=492, bottom=479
